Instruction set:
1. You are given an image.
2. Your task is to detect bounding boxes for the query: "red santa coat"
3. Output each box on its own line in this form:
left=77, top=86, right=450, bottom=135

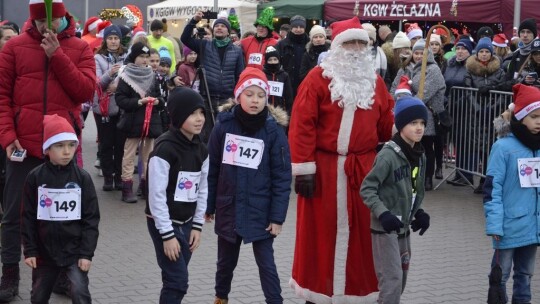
left=289, top=66, right=394, bottom=304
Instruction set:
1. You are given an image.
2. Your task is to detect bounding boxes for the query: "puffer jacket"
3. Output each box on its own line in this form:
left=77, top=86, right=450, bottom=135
left=240, top=35, right=278, bottom=70
left=392, top=52, right=446, bottom=136
left=484, top=133, right=540, bottom=249
left=181, top=19, right=244, bottom=99
left=115, top=72, right=164, bottom=139
left=443, top=55, right=469, bottom=96
left=361, top=140, right=426, bottom=234
left=206, top=102, right=292, bottom=244
left=0, top=14, right=96, bottom=158
left=92, top=52, right=127, bottom=117
left=464, top=55, right=505, bottom=90
left=21, top=160, right=100, bottom=267
left=299, top=41, right=330, bottom=81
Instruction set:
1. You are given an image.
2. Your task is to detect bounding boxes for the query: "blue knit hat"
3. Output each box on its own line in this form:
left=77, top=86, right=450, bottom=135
left=103, top=24, right=122, bottom=40
left=394, top=96, right=428, bottom=131
left=455, top=37, right=473, bottom=54
left=158, top=47, right=172, bottom=67
left=475, top=37, right=493, bottom=55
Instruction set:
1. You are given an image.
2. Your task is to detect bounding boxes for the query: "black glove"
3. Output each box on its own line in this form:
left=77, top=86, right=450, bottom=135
left=378, top=211, right=404, bottom=234
left=411, top=209, right=430, bottom=236
left=294, top=174, right=316, bottom=198
left=478, top=86, right=492, bottom=96
left=437, top=110, right=452, bottom=128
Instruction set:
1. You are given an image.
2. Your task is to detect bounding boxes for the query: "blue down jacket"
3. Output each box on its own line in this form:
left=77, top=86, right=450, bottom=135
left=206, top=102, right=292, bottom=243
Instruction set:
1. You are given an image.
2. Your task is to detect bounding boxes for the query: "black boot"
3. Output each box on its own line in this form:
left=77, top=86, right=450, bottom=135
left=114, top=175, right=122, bottom=191
left=425, top=177, right=433, bottom=191
left=0, top=265, right=19, bottom=302
left=102, top=175, right=114, bottom=191
left=121, top=180, right=137, bottom=203
left=435, top=168, right=443, bottom=179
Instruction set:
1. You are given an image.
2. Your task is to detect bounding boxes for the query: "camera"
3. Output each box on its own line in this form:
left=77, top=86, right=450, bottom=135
left=10, top=149, right=26, bottom=162
left=529, top=72, right=538, bottom=80
left=202, top=11, right=218, bottom=20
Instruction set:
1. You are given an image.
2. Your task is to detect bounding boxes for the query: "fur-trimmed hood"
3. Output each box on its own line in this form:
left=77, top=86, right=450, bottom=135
left=465, top=55, right=501, bottom=77
left=218, top=100, right=289, bottom=127
left=494, top=115, right=511, bottom=138
left=381, top=41, right=394, bottom=65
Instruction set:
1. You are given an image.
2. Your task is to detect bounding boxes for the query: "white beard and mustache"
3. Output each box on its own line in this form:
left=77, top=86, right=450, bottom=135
left=320, top=46, right=377, bottom=109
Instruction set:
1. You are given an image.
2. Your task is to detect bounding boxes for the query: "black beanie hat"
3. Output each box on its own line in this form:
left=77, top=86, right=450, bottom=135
left=127, top=42, right=150, bottom=63
left=167, top=87, right=206, bottom=129
left=265, top=46, right=280, bottom=64
left=150, top=19, right=164, bottom=32
left=476, top=26, right=494, bottom=41
left=519, top=18, right=538, bottom=38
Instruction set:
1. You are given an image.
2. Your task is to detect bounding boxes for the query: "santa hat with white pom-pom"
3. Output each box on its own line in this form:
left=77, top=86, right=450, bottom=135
left=509, top=84, right=540, bottom=120
left=395, top=75, right=413, bottom=96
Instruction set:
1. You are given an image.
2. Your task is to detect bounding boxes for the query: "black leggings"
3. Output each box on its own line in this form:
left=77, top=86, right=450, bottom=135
left=421, top=135, right=436, bottom=179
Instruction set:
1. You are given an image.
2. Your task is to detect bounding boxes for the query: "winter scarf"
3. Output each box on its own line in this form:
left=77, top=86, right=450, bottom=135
left=214, top=37, right=231, bottom=48
left=234, top=105, right=268, bottom=135
left=511, top=118, right=540, bottom=150
left=119, top=63, right=155, bottom=98
left=518, top=41, right=533, bottom=56
left=392, top=133, right=425, bottom=168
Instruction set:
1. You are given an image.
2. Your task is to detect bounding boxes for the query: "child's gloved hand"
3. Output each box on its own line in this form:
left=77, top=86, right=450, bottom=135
left=411, top=209, right=430, bottom=235
left=378, top=211, right=404, bottom=234
left=294, top=174, right=316, bottom=198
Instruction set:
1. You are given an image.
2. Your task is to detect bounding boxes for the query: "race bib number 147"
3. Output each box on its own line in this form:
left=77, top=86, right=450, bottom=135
left=222, top=133, right=265, bottom=169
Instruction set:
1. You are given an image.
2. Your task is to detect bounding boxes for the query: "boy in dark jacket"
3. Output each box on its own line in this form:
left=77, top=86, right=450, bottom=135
left=206, top=67, right=292, bottom=304
left=263, top=46, right=293, bottom=116
left=146, top=87, right=208, bottom=303
left=22, top=114, right=100, bottom=304
left=361, top=97, right=431, bottom=304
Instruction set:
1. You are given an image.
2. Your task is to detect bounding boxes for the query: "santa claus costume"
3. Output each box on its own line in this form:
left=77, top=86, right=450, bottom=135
left=289, top=17, right=395, bottom=304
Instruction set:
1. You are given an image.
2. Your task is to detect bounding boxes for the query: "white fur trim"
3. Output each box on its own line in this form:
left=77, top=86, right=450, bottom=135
left=292, top=162, right=316, bottom=176
left=515, top=101, right=540, bottom=120
left=43, top=132, right=78, bottom=153
left=508, top=102, right=515, bottom=111
left=334, top=155, right=349, bottom=295
left=88, top=19, right=101, bottom=32
left=337, top=103, right=356, bottom=155
left=492, top=40, right=508, bottom=48
left=290, top=278, right=379, bottom=304
left=394, top=88, right=411, bottom=95
left=234, top=78, right=269, bottom=103
left=331, top=29, right=369, bottom=49
left=406, top=28, right=422, bottom=40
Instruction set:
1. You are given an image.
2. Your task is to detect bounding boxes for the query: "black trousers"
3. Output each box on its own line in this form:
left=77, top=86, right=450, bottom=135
left=421, top=136, right=436, bottom=179
left=95, top=114, right=125, bottom=177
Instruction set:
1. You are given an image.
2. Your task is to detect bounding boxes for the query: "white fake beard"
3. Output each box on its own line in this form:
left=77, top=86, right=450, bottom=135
left=320, top=46, right=377, bottom=109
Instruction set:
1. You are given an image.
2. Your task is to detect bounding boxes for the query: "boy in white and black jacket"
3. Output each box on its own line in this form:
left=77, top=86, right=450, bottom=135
left=145, top=87, right=208, bottom=303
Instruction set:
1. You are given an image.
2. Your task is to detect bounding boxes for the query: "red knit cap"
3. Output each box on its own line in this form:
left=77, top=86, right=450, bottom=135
left=511, top=84, right=540, bottom=120
left=330, top=17, right=368, bottom=49
left=29, top=0, right=66, bottom=20
left=42, top=114, right=79, bottom=153
left=234, top=67, right=269, bottom=103
left=395, top=76, right=412, bottom=96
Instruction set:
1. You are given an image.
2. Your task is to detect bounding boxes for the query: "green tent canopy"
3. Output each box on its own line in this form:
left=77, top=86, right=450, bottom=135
left=257, top=0, right=324, bottom=20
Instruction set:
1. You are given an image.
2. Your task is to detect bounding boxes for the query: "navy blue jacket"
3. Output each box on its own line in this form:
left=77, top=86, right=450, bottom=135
left=206, top=104, right=292, bottom=244
left=181, top=19, right=244, bottom=99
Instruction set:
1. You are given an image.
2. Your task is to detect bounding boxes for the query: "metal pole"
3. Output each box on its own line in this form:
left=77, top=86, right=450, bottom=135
left=513, top=0, right=521, bottom=30
left=214, top=0, right=218, bottom=13
left=85, top=0, right=89, bottom=21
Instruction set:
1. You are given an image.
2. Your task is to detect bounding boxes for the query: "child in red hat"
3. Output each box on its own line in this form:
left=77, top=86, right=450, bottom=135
left=206, top=67, right=292, bottom=304
left=484, top=84, right=540, bottom=304
left=21, top=114, right=99, bottom=304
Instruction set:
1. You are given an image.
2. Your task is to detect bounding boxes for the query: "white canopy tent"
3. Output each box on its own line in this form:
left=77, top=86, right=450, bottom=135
left=147, top=0, right=257, bottom=38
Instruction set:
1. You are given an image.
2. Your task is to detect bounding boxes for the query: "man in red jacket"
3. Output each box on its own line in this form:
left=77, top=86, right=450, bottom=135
left=0, top=0, right=96, bottom=301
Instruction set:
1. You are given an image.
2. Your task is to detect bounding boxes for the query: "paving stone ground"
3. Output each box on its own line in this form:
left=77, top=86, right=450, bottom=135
left=7, top=115, right=540, bottom=303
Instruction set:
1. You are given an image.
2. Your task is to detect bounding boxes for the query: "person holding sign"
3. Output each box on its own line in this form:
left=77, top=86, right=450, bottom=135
left=146, top=87, right=209, bottom=303
left=263, top=46, right=293, bottom=116
left=206, top=67, right=292, bottom=304
left=21, top=114, right=100, bottom=304
left=484, top=84, right=540, bottom=304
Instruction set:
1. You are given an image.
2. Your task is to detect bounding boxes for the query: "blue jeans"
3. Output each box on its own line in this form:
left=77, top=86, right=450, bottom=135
left=31, top=262, right=90, bottom=304
left=147, top=218, right=193, bottom=304
left=215, top=235, right=282, bottom=304
left=492, top=244, right=537, bottom=304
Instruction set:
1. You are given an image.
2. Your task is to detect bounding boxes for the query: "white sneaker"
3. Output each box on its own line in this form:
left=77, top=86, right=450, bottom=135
left=94, top=159, right=101, bottom=169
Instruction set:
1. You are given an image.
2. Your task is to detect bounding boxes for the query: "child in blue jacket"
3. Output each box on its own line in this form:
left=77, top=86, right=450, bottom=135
left=484, top=84, right=540, bottom=304
left=205, top=67, right=292, bottom=304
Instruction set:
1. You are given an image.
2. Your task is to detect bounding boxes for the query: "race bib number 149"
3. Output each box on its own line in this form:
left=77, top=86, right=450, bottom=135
left=222, top=133, right=265, bottom=169
left=37, top=187, right=81, bottom=221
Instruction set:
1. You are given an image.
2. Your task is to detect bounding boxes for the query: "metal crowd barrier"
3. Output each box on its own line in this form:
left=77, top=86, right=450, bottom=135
left=435, top=87, right=514, bottom=190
